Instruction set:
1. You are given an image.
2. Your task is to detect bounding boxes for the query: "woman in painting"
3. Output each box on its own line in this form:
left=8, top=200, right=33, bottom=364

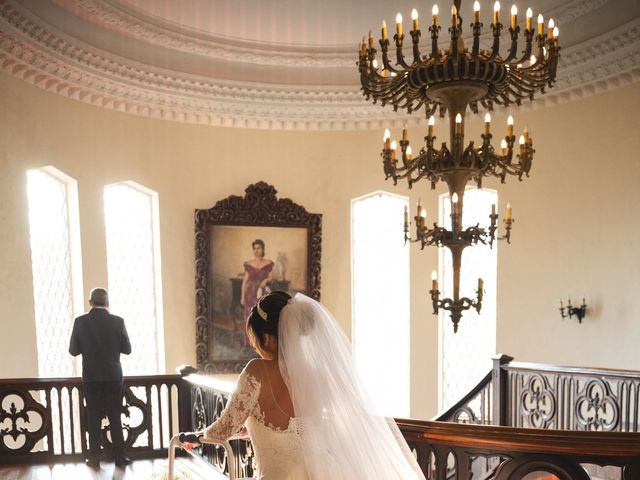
left=241, top=239, right=274, bottom=322
left=192, top=291, right=426, bottom=480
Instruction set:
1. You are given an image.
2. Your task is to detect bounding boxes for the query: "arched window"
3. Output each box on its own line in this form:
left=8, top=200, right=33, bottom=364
left=352, top=192, right=410, bottom=417
left=104, top=182, right=164, bottom=375
left=26, top=167, right=83, bottom=377
left=439, top=188, right=497, bottom=410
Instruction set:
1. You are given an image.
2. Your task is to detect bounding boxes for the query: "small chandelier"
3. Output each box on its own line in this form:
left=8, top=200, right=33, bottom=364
left=358, top=0, right=560, bottom=331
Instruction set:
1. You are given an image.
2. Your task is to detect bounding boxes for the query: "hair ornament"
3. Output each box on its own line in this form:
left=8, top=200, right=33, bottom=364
left=256, top=299, right=268, bottom=321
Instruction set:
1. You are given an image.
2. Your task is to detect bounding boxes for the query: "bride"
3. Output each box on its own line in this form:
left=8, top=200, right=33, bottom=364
left=196, top=291, right=425, bottom=480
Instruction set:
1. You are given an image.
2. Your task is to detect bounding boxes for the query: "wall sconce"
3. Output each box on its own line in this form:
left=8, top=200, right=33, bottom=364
left=559, top=297, right=587, bottom=323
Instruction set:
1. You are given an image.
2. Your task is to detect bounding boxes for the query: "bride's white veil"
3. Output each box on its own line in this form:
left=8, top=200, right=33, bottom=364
left=278, top=293, right=425, bottom=480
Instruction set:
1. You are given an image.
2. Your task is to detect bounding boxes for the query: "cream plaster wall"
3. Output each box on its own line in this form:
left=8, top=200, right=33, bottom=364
left=1, top=72, right=639, bottom=420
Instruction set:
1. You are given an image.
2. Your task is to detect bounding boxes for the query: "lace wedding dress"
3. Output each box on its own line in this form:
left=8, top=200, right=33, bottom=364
left=203, top=294, right=425, bottom=480
left=203, top=366, right=308, bottom=480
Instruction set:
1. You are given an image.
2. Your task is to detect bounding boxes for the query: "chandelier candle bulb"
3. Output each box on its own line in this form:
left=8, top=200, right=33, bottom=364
left=537, top=14, right=544, bottom=35
left=368, top=31, right=374, bottom=48
left=478, top=277, right=484, bottom=292
left=404, top=205, right=409, bottom=225
left=484, top=112, right=491, bottom=134
left=519, top=134, right=525, bottom=153
left=428, top=115, right=435, bottom=137
left=381, top=20, right=388, bottom=40
left=493, top=1, right=500, bottom=25
left=510, top=5, right=517, bottom=29
left=474, top=1, right=480, bottom=22
left=451, top=5, right=457, bottom=27
left=507, top=115, right=514, bottom=137
left=412, top=8, right=419, bottom=31
left=417, top=198, right=422, bottom=217
left=391, top=140, right=397, bottom=159
left=432, top=4, right=439, bottom=26
left=396, top=13, right=403, bottom=36
left=406, top=145, right=413, bottom=160
left=420, top=208, right=427, bottom=227
left=523, top=126, right=530, bottom=143
left=548, top=18, right=555, bottom=37
left=491, top=204, right=496, bottom=215
left=526, top=7, right=533, bottom=30
left=432, top=270, right=438, bottom=290
left=455, top=113, right=462, bottom=133
left=383, top=128, right=391, bottom=149
left=403, top=124, right=408, bottom=141
left=506, top=203, right=512, bottom=220
left=553, top=26, right=559, bottom=44
left=501, top=139, right=508, bottom=155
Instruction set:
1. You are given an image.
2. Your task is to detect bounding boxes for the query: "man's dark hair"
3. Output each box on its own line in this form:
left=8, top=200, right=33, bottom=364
left=89, top=288, right=109, bottom=307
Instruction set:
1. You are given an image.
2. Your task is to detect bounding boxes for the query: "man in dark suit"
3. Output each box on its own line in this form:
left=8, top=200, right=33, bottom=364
left=69, top=287, right=132, bottom=469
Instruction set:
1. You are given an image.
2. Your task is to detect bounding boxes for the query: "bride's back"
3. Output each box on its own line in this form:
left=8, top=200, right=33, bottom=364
left=248, top=359, right=294, bottom=431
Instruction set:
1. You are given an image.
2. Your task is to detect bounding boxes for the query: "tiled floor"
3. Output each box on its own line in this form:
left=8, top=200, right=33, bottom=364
left=0, top=457, right=228, bottom=480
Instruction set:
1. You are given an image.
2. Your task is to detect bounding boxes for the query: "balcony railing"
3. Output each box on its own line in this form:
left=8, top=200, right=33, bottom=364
left=0, top=374, right=190, bottom=465
left=2, top=356, right=640, bottom=479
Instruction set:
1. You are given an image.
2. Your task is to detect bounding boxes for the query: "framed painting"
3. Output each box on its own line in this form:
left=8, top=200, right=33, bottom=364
left=194, top=182, right=322, bottom=373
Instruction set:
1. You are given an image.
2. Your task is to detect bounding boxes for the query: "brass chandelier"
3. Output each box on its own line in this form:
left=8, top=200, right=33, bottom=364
left=358, top=0, right=560, bottom=331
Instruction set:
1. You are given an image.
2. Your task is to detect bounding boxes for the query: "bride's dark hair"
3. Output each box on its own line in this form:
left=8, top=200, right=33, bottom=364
left=246, top=291, right=292, bottom=347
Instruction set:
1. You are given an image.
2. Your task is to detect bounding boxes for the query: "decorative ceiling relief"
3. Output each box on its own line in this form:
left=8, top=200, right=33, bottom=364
left=1, top=0, right=639, bottom=130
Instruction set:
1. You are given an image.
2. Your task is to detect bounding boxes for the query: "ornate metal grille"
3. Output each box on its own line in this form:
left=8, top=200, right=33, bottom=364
left=440, top=188, right=497, bottom=411
left=104, top=183, right=163, bottom=375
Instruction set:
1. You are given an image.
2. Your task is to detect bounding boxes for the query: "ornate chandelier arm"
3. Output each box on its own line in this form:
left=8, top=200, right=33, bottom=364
left=513, top=27, right=536, bottom=65
left=418, top=224, right=452, bottom=248
left=429, top=23, right=442, bottom=59
left=503, top=25, right=521, bottom=63
left=430, top=289, right=483, bottom=333
left=449, top=16, right=462, bottom=57
left=409, top=29, right=422, bottom=64
left=487, top=20, right=503, bottom=61
left=393, top=32, right=411, bottom=69
left=408, top=147, right=450, bottom=188
left=379, top=38, right=403, bottom=74
left=461, top=224, right=494, bottom=246
left=535, top=32, right=548, bottom=63
left=471, top=18, right=483, bottom=56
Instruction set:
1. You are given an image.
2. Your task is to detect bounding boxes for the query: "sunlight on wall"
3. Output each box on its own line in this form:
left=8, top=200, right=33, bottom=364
left=352, top=192, right=410, bottom=417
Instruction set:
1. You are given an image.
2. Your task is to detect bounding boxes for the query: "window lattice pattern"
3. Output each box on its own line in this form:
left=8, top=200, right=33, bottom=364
left=440, top=189, right=497, bottom=411
left=352, top=193, right=410, bottom=417
left=26, top=169, right=77, bottom=378
left=104, top=184, right=161, bottom=375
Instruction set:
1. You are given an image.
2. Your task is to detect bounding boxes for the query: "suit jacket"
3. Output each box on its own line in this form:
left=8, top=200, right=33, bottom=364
left=69, top=308, right=132, bottom=382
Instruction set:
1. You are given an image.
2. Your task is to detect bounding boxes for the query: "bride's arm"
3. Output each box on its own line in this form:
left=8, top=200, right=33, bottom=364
left=201, top=361, right=261, bottom=442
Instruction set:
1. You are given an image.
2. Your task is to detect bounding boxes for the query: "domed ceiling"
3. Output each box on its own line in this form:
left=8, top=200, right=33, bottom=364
left=1, top=0, right=639, bottom=129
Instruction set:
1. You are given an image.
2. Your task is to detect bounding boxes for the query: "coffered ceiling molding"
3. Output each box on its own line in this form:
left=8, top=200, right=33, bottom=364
left=1, top=0, right=639, bottom=130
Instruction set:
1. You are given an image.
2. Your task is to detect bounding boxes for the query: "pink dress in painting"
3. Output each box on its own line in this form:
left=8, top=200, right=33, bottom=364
left=243, top=261, right=274, bottom=320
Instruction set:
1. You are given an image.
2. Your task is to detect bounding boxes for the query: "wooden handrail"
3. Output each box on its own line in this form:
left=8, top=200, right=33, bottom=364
left=433, top=371, right=492, bottom=421
left=396, top=419, right=640, bottom=456
left=0, top=374, right=182, bottom=385
left=504, top=361, right=640, bottom=379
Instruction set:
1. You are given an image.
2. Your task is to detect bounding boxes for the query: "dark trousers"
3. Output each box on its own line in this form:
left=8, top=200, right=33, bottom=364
left=83, top=381, right=126, bottom=461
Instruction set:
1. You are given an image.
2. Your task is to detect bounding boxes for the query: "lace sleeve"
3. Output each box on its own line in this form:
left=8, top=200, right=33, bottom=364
left=202, top=368, right=260, bottom=442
